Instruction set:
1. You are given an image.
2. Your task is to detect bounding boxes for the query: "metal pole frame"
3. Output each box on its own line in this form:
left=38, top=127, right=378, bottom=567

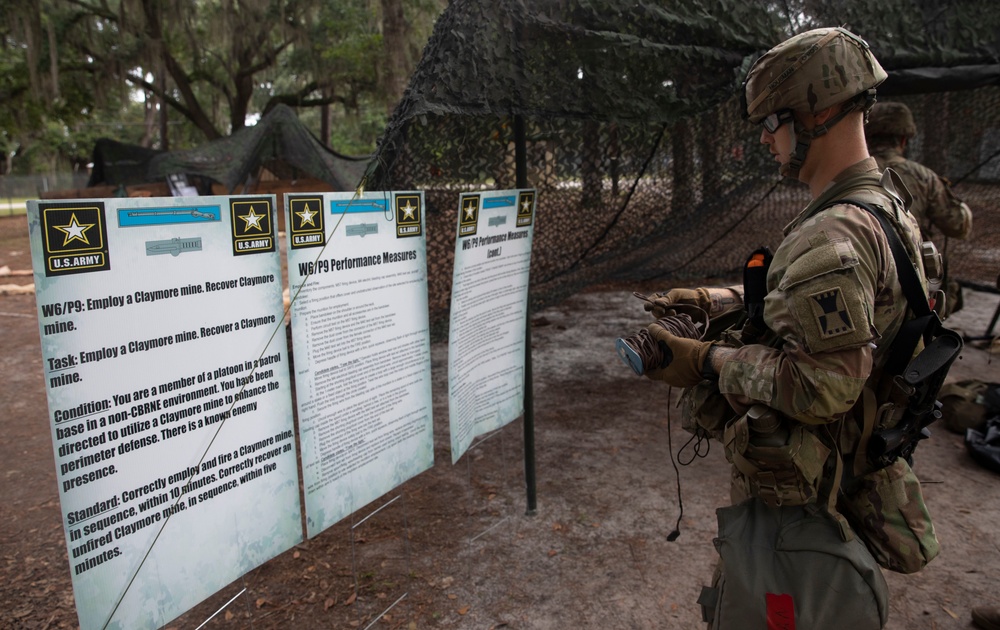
left=514, top=114, right=537, bottom=515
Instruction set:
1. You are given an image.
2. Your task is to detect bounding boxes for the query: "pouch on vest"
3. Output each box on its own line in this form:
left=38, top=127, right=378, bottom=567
left=701, top=498, right=889, bottom=630
left=723, top=405, right=830, bottom=508
left=680, top=380, right=735, bottom=442
left=840, top=457, right=940, bottom=574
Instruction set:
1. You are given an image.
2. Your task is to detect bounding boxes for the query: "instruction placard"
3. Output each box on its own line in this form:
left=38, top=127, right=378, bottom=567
left=448, top=189, right=536, bottom=462
left=286, top=192, right=433, bottom=538
left=27, top=196, right=301, bottom=630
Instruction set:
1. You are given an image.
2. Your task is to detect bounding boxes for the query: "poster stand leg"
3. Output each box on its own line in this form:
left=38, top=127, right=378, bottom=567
left=363, top=593, right=409, bottom=630
left=349, top=494, right=413, bottom=628
left=523, top=316, right=537, bottom=515
left=193, top=585, right=248, bottom=630
left=464, top=426, right=515, bottom=545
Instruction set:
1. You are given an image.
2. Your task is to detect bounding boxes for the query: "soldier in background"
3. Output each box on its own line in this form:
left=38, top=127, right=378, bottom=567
left=865, top=101, right=973, bottom=317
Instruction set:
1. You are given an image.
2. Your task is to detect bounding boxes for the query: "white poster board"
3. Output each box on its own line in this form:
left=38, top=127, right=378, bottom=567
left=448, top=189, right=536, bottom=463
left=27, top=196, right=302, bottom=630
left=285, top=192, right=434, bottom=538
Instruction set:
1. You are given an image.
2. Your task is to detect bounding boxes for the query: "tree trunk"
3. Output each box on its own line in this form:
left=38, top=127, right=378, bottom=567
left=581, top=120, right=602, bottom=209
left=671, top=120, right=699, bottom=216
left=321, top=100, right=331, bottom=146
left=158, top=62, right=169, bottom=150
left=608, top=123, right=620, bottom=197
left=47, top=17, right=59, bottom=100
left=20, top=14, right=41, bottom=98
left=380, top=0, right=408, bottom=115
left=700, top=108, right=724, bottom=196
left=142, top=0, right=221, bottom=140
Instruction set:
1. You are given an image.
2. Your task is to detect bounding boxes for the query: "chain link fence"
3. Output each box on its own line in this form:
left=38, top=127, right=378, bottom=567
left=0, top=174, right=91, bottom=214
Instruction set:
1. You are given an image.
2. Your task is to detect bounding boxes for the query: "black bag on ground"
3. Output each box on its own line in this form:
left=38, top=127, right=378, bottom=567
left=965, top=416, right=1000, bottom=474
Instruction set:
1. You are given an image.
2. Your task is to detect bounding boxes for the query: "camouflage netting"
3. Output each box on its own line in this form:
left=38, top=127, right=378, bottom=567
left=88, top=105, right=369, bottom=192
left=362, top=0, right=1000, bottom=337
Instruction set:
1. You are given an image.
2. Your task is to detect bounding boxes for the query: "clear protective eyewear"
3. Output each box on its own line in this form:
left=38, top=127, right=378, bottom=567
left=761, top=109, right=794, bottom=134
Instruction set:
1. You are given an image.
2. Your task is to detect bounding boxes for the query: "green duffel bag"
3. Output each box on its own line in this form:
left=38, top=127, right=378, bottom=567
left=699, top=498, right=889, bottom=630
left=939, top=379, right=1000, bottom=434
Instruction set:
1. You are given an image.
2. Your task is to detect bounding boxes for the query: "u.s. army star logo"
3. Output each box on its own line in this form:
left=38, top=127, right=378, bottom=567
left=395, top=193, right=422, bottom=238
left=808, top=288, right=855, bottom=339
left=40, top=202, right=111, bottom=276
left=230, top=197, right=275, bottom=256
left=288, top=196, right=325, bottom=249
left=516, top=190, right=535, bottom=227
left=458, top=194, right=479, bottom=238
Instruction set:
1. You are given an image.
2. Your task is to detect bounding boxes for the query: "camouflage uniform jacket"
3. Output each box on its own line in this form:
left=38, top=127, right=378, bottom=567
left=717, top=158, right=926, bottom=484
left=871, top=146, right=972, bottom=242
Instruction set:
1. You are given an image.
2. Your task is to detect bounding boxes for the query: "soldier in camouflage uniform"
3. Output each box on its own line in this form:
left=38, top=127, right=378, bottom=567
left=865, top=100, right=973, bottom=317
left=634, top=27, right=941, bottom=628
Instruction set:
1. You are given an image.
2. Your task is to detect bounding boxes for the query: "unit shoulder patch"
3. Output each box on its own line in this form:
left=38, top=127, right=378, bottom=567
left=807, top=287, right=855, bottom=339
left=790, top=272, right=874, bottom=353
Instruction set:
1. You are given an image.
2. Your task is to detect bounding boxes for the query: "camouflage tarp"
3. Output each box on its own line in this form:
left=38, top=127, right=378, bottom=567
left=363, top=0, right=1000, bottom=337
left=88, top=104, right=368, bottom=193
left=86, top=139, right=165, bottom=188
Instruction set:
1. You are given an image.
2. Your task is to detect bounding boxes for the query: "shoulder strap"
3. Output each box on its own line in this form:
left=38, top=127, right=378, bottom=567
left=816, top=199, right=939, bottom=376
left=817, top=201, right=963, bottom=472
left=814, top=199, right=929, bottom=318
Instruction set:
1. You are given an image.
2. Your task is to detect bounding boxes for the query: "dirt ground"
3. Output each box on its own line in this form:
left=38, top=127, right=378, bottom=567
left=2, top=212, right=999, bottom=630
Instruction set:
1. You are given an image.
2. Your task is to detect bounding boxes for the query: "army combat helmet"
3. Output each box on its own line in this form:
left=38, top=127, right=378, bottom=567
left=866, top=101, right=917, bottom=139
left=742, top=27, right=887, bottom=178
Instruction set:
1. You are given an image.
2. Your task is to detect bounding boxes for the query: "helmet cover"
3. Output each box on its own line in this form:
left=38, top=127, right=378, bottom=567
left=744, top=27, right=887, bottom=123
left=865, top=101, right=917, bottom=139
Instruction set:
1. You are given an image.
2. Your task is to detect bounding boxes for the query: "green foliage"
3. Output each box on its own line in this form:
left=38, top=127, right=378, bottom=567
left=296, top=98, right=389, bottom=156
left=1, top=0, right=445, bottom=175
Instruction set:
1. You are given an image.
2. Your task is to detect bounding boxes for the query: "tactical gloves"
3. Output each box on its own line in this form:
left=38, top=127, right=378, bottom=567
left=644, top=319, right=715, bottom=388
left=623, top=287, right=733, bottom=385
left=640, top=288, right=713, bottom=319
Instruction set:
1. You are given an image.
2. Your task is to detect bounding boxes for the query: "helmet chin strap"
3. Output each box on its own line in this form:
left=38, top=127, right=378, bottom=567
left=781, top=123, right=810, bottom=179
left=778, top=89, right=875, bottom=180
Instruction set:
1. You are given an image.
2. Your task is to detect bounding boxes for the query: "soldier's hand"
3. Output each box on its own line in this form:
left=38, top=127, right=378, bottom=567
left=644, top=320, right=714, bottom=388
left=635, top=288, right=712, bottom=319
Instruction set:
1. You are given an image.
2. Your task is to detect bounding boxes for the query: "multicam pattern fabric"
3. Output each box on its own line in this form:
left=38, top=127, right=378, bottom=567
left=724, top=413, right=831, bottom=507
left=719, top=158, right=923, bottom=427
left=871, top=147, right=972, bottom=315
left=839, top=458, right=940, bottom=574
left=680, top=380, right=736, bottom=442
left=870, top=148, right=973, bottom=241
left=939, top=379, right=999, bottom=433
left=708, top=157, right=940, bottom=572
left=743, top=27, right=887, bottom=123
